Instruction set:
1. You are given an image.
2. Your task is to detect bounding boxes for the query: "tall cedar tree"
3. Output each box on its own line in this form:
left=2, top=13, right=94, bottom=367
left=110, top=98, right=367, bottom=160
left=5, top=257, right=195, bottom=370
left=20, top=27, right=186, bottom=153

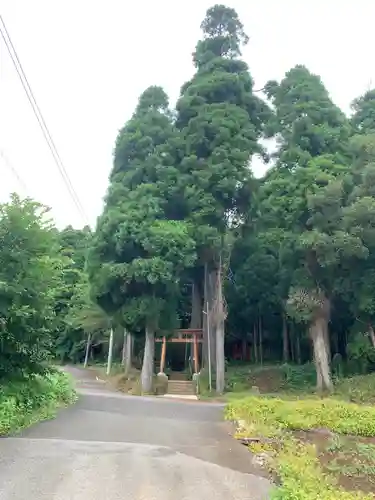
left=88, top=87, right=195, bottom=393
left=342, top=89, right=375, bottom=350
left=175, top=4, right=271, bottom=393
left=259, top=65, right=361, bottom=391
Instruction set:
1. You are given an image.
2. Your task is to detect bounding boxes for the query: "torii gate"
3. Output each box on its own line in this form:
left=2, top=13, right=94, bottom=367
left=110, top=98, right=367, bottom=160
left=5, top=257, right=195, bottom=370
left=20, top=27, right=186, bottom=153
left=155, top=328, right=203, bottom=374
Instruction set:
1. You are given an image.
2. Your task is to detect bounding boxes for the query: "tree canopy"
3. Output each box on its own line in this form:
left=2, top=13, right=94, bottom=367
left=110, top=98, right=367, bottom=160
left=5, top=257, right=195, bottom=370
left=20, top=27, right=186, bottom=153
left=3, top=4, right=375, bottom=398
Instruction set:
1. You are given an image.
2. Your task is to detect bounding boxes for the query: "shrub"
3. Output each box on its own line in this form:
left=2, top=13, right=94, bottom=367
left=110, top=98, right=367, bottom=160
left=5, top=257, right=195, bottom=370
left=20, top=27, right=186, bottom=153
left=0, top=370, right=77, bottom=435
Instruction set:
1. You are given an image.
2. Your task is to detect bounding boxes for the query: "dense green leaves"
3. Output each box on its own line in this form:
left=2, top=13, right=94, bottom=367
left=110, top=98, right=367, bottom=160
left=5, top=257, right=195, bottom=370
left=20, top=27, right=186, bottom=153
left=88, top=86, right=196, bottom=337
left=4, top=3, right=375, bottom=396
left=0, top=195, right=60, bottom=378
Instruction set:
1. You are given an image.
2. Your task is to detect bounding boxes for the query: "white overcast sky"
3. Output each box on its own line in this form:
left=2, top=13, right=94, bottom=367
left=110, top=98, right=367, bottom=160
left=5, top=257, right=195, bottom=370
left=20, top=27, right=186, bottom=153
left=1, top=1, right=374, bottom=229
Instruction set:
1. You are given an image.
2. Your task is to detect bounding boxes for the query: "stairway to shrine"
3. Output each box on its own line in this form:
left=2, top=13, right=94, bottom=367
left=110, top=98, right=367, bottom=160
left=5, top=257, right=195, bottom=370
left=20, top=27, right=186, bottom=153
left=166, top=372, right=196, bottom=397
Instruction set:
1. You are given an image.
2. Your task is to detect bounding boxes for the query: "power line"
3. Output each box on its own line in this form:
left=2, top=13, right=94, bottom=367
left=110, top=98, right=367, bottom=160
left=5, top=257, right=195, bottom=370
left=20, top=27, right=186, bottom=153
left=0, top=15, right=88, bottom=224
left=0, top=149, right=29, bottom=194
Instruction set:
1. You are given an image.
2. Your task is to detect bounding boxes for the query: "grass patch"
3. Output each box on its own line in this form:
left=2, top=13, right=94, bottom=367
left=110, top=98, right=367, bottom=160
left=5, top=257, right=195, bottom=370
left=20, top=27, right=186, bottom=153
left=206, top=363, right=375, bottom=406
left=226, top=396, right=375, bottom=498
left=87, top=363, right=143, bottom=394
left=334, top=373, right=375, bottom=404
left=0, top=369, right=77, bottom=436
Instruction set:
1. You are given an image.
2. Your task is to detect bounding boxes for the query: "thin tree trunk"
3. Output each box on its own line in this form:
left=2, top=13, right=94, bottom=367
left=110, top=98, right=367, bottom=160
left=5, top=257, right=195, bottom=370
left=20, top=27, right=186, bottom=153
left=259, top=316, right=263, bottom=366
left=121, top=330, right=127, bottom=365
left=282, top=314, right=289, bottom=363
left=216, top=317, right=225, bottom=394
left=141, top=324, right=155, bottom=393
left=208, top=269, right=217, bottom=372
left=290, top=322, right=295, bottom=362
left=310, top=313, right=332, bottom=392
left=369, top=325, right=375, bottom=348
left=253, top=322, right=258, bottom=364
left=202, top=265, right=209, bottom=366
left=106, top=328, right=114, bottom=376
left=215, top=267, right=225, bottom=394
left=296, top=327, right=301, bottom=365
left=83, top=333, right=91, bottom=368
left=190, top=282, right=202, bottom=329
left=124, top=331, right=132, bottom=376
left=190, top=281, right=202, bottom=364
left=242, top=339, right=247, bottom=361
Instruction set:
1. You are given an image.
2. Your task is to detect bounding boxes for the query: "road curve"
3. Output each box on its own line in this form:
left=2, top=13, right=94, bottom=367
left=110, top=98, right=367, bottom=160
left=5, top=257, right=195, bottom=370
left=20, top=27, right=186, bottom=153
left=0, top=367, right=272, bottom=499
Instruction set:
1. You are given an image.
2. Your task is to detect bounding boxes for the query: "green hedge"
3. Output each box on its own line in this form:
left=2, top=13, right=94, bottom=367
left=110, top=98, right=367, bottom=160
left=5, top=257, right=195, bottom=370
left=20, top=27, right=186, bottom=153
left=0, top=370, right=77, bottom=435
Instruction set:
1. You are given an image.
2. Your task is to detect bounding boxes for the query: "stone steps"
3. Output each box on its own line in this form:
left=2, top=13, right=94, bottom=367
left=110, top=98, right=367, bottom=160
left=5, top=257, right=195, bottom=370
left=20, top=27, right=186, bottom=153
left=166, top=379, right=195, bottom=396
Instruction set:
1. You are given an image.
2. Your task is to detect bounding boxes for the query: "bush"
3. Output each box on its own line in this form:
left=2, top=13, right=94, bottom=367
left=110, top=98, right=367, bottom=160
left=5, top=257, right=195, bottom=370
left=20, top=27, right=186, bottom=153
left=226, top=396, right=375, bottom=437
left=335, top=373, right=375, bottom=404
left=280, top=363, right=317, bottom=392
left=0, top=370, right=77, bottom=435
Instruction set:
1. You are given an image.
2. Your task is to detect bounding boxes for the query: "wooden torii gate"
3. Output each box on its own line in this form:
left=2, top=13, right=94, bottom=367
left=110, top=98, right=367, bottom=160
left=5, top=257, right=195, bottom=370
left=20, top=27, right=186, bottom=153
left=155, top=328, right=203, bottom=374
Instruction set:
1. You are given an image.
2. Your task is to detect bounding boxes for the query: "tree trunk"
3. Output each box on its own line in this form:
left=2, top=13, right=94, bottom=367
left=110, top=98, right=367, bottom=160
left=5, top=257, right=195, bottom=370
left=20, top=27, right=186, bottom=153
left=202, top=265, right=209, bottom=366
left=83, top=333, right=91, bottom=368
left=190, top=281, right=202, bottom=364
left=216, top=316, right=225, bottom=394
left=259, top=316, right=263, bottom=366
left=310, top=312, right=332, bottom=392
left=253, top=322, right=258, bottom=363
left=124, top=331, right=132, bottom=376
left=290, top=323, right=295, bottom=362
left=208, top=269, right=217, bottom=372
left=141, top=324, right=155, bottom=394
left=296, top=327, right=301, bottom=365
left=121, top=330, right=127, bottom=365
left=106, top=328, right=114, bottom=376
left=282, top=314, right=289, bottom=363
left=242, top=339, right=247, bottom=361
left=214, top=267, right=225, bottom=394
left=368, top=325, right=375, bottom=348
left=190, top=281, right=202, bottom=329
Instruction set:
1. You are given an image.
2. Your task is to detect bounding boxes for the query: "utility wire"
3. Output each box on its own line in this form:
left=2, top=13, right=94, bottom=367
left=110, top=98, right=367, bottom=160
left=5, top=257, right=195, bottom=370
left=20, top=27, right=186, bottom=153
left=0, top=149, right=29, bottom=194
left=0, top=15, right=88, bottom=225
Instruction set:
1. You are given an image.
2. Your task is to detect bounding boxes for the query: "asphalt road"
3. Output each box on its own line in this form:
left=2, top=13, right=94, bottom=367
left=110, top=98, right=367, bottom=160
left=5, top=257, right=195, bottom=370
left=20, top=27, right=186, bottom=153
left=0, top=367, right=272, bottom=499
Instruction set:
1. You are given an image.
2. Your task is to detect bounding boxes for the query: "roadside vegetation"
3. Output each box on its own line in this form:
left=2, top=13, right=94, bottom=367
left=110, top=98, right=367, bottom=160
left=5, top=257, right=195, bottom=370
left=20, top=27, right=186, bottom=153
left=222, top=362, right=375, bottom=498
left=0, top=371, right=76, bottom=436
left=0, top=196, right=77, bottom=435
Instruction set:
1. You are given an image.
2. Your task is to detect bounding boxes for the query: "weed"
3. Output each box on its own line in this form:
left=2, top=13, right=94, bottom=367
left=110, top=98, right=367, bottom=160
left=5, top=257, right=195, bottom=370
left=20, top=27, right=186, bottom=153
left=0, top=370, right=77, bottom=435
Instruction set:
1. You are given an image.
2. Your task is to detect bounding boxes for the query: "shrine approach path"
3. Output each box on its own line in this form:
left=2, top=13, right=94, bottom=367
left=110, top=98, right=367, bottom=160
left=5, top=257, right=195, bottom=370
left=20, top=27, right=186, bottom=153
left=0, top=366, right=272, bottom=499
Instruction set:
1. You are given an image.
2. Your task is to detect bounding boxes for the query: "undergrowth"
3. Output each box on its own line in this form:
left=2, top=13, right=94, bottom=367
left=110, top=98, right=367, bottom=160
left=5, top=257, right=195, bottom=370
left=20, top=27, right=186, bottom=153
left=226, top=396, right=375, bottom=499
left=0, top=369, right=77, bottom=435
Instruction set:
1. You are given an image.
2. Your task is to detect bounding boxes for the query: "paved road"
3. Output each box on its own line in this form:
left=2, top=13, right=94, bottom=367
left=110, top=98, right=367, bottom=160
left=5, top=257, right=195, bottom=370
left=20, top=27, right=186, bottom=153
left=0, top=367, right=272, bottom=499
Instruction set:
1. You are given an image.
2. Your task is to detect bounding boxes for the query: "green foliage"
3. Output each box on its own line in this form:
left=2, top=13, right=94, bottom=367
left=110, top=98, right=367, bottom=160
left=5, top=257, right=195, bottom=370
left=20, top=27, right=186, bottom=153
left=88, top=86, right=196, bottom=334
left=226, top=394, right=375, bottom=499
left=226, top=396, right=375, bottom=436
left=0, top=195, right=62, bottom=378
left=270, top=438, right=372, bottom=500
left=52, top=227, right=93, bottom=363
left=351, top=89, right=375, bottom=134
left=193, top=4, right=249, bottom=67
left=177, top=5, right=271, bottom=258
left=0, top=370, right=76, bottom=435
left=335, top=373, right=375, bottom=404
left=279, top=363, right=317, bottom=391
